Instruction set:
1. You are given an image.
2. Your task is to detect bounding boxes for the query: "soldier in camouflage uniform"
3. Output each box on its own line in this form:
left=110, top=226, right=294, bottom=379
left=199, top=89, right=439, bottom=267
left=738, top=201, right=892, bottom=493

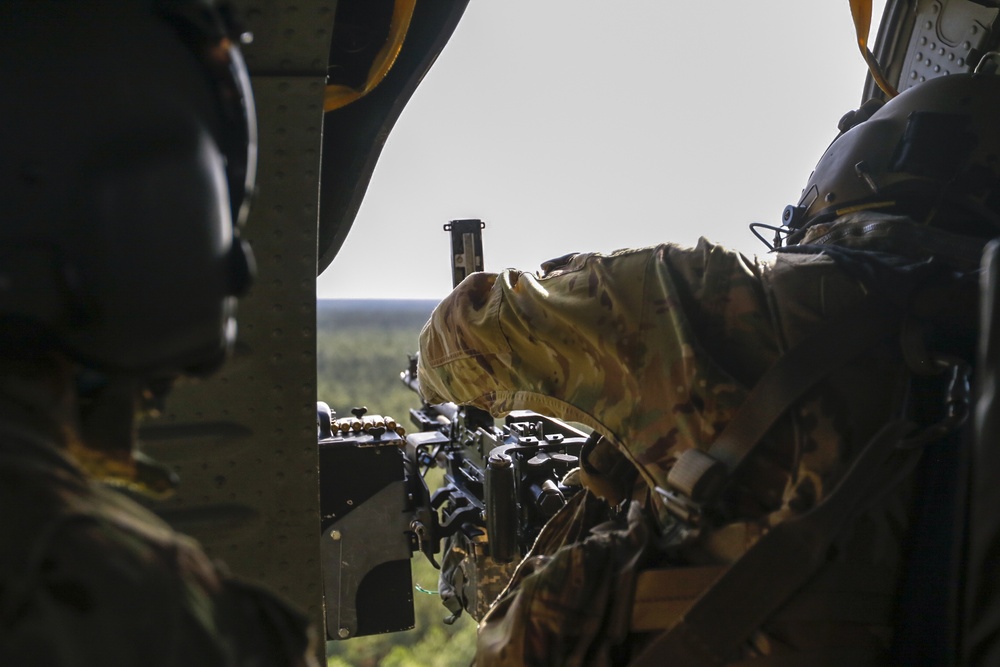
left=419, top=74, right=996, bottom=665
left=0, top=2, right=317, bottom=665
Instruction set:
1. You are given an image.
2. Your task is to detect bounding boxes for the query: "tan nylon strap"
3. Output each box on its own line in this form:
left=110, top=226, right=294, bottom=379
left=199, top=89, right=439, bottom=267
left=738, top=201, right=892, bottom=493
left=631, top=566, right=726, bottom=632
left=666, top=449, right=726, bottom=501
left=629, top=421, right=919, bottom=666
left=849, top=0, right=899, bottom=97
left=630, top=561, right=899, bottom=632
left=725, top=648, right=887, bottom=666
left=668, top=296, right=899, bottom=503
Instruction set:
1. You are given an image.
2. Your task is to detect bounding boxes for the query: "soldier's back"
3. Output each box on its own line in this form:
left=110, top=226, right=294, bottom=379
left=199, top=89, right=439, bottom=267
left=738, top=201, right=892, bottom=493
left=0, top=428, right=316, bottom=667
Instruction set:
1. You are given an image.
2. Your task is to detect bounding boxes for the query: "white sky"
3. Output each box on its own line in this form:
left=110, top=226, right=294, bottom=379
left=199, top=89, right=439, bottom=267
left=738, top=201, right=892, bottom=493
left=318, top=1, right=888, bottom=300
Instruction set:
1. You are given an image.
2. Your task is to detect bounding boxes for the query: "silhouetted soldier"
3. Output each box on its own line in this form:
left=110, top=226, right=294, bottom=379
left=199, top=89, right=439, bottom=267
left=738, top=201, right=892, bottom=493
left=421, top=74, right=993, bottom=665
left=0, top=2, right=317, bottom=664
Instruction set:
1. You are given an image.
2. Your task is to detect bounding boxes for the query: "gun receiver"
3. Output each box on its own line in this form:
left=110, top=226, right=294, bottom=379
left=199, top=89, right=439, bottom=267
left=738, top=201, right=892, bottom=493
left=402, top=354, right=588, bottom=619
left=319, top=219, right=589, bottom=637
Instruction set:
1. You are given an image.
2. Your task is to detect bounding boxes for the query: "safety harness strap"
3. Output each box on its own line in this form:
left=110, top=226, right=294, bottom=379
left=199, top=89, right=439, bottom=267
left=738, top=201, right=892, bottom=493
left=724, top=649, right=887, bottom=666
left=630, top=561, right=899, bottom=633
left=848, top=0, right=898, bottom=97
left=665, top=296, right=899, bottom=505
left=630, top=566, right=725, bottom=633
left=630, top=421, right=919, bottom=666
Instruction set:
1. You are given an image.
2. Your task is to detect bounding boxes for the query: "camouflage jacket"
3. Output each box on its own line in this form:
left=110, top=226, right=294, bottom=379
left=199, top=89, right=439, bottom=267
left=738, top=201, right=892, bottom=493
left=0, top=425, right=318, bottom=667
left=418, top=213, right=982, bottom=664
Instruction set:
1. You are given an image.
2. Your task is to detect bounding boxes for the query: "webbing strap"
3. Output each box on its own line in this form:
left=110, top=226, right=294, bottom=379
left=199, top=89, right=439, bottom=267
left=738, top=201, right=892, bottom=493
left=849, top=0, right=899, bottom=97
left=712, top=297, right=896, bottom=473
left=667, top=296, right=900, bottom=503
left=725, top=649, right=886, bottom=667
left=630, top=566, right=726, bottom=632
left=630, top=421, right=919, bottom=667
left=630, top=561, right=899, bottom=633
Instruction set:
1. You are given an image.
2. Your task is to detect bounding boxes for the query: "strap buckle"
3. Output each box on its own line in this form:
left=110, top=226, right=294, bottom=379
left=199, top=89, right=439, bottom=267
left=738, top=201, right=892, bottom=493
left=654, top=448, right=730, bottom=526
left=900, top=355, right=971, bottom=449
left=654, top=485, right=704, bottom=527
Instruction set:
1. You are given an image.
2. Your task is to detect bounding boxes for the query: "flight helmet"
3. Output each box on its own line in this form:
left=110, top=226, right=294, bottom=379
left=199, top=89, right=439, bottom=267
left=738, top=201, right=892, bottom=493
left=784, top=72, right=1000, bottom=243
left=0, top=0, right=257, bottom=377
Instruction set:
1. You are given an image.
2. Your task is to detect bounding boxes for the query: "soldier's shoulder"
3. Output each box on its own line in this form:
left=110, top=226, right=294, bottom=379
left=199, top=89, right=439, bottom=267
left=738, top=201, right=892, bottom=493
left=0, top=450, right=316, bottom=665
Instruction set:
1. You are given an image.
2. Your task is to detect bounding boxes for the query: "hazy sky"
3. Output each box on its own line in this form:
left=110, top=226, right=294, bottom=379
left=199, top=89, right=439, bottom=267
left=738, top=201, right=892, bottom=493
left=318, top=1, right=888, bottom=300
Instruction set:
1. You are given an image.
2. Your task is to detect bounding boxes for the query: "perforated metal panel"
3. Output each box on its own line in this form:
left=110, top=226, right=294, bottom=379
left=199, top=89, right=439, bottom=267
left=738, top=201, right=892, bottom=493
left=898, top=0, right=998, bottom=90
left=867, top=0, right=1000, bottom=102
left=138, top=0, right=332, bottom=632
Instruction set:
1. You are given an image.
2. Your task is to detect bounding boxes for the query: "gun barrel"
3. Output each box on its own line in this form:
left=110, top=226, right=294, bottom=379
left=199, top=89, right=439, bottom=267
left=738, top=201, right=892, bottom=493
left=485, top=452, right=518, bottom=563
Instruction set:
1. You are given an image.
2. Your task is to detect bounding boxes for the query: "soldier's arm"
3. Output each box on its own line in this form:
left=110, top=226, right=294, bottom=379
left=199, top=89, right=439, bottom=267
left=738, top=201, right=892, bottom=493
left=418, top=247, right=659, bottom=443
left=418, top=241, right=776, bottom=511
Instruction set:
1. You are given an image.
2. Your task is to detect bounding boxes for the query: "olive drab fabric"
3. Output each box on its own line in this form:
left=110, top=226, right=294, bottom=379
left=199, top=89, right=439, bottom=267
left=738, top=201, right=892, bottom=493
left=420, top=214, right=913, bottom=532
left=418, top=212, right=982, bottom=664
left=438, top=531, right=520, bottom=622
left=0, top=427, right=318, bottom=667
left=476, top=493, right=653, bottom=667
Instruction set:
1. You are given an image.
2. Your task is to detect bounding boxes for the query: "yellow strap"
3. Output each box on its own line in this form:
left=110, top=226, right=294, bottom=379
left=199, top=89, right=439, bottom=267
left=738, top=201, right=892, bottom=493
left=630, top=565, right=726, bottom=632
left=849, top=0, right=899, bottom=97
left=324, top=0, right=417, bottom=112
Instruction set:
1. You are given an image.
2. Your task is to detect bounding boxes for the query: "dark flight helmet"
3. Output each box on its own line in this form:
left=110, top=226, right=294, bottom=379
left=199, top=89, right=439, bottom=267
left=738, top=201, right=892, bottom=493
left=785, top=72, right=1000, bottom=242
left=0, top=0, right=256, bottom=377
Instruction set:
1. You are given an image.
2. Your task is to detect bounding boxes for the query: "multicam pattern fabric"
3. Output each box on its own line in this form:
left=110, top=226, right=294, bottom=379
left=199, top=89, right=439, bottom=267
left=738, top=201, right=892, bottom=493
left=420, top=230, right=907, bottom=530
left=438, top=532, right=520, bottom=622
left=420, top=242, right=764, bottom=517
left=417, top=213, right=974, bottom=664
left=476, top=493, right=651, bottom=667
left=0, top=428, right=318, bottom=667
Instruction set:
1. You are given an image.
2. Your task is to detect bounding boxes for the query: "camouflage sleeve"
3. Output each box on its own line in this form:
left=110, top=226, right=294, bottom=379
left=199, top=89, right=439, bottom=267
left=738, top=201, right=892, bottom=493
left=418, top=240, right=775, bottom=495
left=0, top=470, right=318, bottom=667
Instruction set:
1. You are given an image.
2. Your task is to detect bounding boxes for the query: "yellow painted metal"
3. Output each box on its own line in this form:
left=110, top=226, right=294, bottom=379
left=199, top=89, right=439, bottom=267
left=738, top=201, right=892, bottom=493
left=850, top=0, right=899, bottom=97
left=324, top=0, right=417, bottom=112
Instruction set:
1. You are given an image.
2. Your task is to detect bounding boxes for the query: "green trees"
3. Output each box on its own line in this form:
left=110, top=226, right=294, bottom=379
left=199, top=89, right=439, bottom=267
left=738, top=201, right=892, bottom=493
left=317, top=299, right=434, bottom=425
left=319, top=300, right=477, bottom=667
left=326, top=553, right=477, bottom=666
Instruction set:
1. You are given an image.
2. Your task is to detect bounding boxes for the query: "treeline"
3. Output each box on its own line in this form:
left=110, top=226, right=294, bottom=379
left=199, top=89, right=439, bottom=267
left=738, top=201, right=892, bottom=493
left=318, top=299, right=477, bottom=667
left=316, top=299, right=436, bottom=424
left=318, top=299, right=436, bottom=332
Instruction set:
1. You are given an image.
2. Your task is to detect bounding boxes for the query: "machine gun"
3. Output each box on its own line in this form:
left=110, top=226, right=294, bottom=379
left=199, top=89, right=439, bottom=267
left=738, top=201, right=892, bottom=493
left=402, top=389, right=589, bottom=621
left=318, top=220, right=590, bottom=640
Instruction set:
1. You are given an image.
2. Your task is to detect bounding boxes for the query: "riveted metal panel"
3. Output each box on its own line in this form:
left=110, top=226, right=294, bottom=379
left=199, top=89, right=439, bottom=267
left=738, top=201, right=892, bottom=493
left=138, top=0, right=331, bottom=635
left=896, top=0, right=997, bottom=92
left=240, top=0, right=336, bottom=73
left=865, top=0, right=1000, bottom=102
